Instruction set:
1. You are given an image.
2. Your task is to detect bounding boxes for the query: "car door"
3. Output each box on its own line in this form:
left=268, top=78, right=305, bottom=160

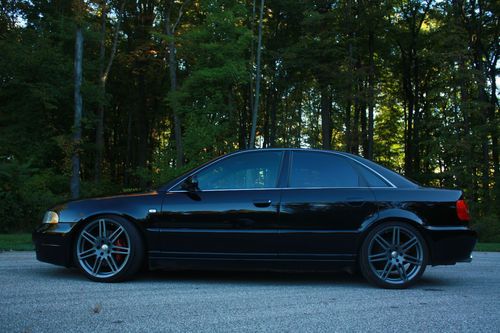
left=278, top=151, right=383, bottom=261
left=153, top=150, right=285, bottom=259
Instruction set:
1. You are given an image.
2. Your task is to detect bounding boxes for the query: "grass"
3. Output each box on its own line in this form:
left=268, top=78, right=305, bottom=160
left=474, top=242, right=500, bottom=252
left=0, top=233, right=499, bottom=253
left=0, top=233, right=34, bottom=251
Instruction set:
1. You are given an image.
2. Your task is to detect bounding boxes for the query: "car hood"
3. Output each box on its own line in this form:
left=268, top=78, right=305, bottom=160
left=50, top=191, right=163, bottom=223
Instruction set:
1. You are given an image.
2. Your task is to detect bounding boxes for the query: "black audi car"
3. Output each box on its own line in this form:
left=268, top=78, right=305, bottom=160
left=33, top=148, right=476, bottom=288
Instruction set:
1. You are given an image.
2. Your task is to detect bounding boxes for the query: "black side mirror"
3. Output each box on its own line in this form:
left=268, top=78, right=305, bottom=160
left=181, top=175, right=199, bottom=192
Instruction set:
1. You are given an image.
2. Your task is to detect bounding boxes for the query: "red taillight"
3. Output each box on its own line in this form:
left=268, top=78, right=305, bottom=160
left=456, top=199, right=470, bottom=221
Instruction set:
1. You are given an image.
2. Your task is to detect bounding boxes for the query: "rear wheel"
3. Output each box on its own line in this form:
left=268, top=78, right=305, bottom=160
left=74, top=216, right=144, bottom=282
left=360, top=222, right=428, bottom=289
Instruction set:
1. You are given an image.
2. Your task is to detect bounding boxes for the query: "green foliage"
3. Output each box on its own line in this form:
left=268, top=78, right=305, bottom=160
left=473, top=214, right=500, bottom=243
left=0, top=160, right=67, bottom=232
left=0, top=0, right=498, bottom=238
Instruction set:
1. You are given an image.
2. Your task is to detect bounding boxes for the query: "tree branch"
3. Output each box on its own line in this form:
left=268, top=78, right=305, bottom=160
left=172, top=0, right=191, bottom=33
left=103, top=0, right=126, bottom=83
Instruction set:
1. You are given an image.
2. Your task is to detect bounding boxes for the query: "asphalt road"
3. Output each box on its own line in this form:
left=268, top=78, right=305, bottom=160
left=0, top=251, right=499, bottom=333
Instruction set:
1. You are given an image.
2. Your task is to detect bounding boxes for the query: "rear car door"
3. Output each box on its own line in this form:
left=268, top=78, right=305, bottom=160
left=278, top=151, right=383, bottom=261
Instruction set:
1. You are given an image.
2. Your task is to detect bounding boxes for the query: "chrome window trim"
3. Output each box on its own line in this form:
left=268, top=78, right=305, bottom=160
left=169, top=186, right=396, bottom=193
left=166, top=149, right=397, bottom=192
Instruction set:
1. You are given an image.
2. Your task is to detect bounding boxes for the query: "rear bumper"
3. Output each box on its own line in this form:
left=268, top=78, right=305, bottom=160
left=424, top=226, right=477, bottom=265
left=32, top=223, right=77, bottom=267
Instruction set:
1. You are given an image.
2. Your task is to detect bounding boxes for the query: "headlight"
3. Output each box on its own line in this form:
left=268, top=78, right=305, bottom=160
left=43, top=211, right=59, bottom=224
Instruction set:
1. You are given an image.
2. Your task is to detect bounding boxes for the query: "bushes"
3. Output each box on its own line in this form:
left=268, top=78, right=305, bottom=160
left=0, top=160, right=66, bottom=233
left=0, top=159, right=130, bottom=233
left=473, top=213, right=500, bottom=243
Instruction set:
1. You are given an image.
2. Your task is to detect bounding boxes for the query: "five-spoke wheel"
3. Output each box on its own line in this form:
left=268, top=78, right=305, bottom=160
left=74, top=216, right=143, bottom=282
left=360, top=222, right=428, bottom=289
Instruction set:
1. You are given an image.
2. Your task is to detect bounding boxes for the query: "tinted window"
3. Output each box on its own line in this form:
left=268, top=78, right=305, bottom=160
left=192, top=151, right=283, bottom=190
left=290, top=151, right=360, bottom=188
left=355, top=164, right=391, bottom=187
left=344, top=153, right=418, bottom=188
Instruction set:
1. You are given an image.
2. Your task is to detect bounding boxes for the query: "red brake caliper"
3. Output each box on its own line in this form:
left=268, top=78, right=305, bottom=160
left=114, top=238, right=124, bottom=262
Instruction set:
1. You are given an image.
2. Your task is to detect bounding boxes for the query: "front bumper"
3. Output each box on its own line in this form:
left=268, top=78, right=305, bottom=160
left=32, top=223, right=77, bottom=267
left=424, top=226, right=477, bottom=265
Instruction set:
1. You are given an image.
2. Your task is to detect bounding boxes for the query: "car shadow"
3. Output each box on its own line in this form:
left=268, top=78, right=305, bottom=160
left=34, top=264, right=456, bottom=290
left=135, top=268, right=370, bottom=287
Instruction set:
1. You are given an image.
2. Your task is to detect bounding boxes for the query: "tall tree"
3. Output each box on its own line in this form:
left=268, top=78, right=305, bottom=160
left=249, top=0, right=265, bottom=148
left=164, top=0, right=191, bottom=167
left=95, top=0, right=125, bottom=182
left=71, top=2, right=84, bottom=199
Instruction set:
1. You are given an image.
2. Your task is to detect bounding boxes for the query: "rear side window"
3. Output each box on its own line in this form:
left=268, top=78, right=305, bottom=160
left=289, top=151, right=360, bottom=188
left=354, top=164, right=391, bottom=187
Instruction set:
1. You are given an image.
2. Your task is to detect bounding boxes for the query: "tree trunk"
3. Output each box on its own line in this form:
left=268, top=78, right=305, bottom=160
left=71, top=26, right=83, bottom=199
left=269, top=88, right=277, bottom=147
left=412, top=49, right=421, bottom=175
left=490, top=60, right=499, bottom=199
left=352, top=94, right=360, bottom=154
left=165, top=2, right=185, bottom=167
left=320, top=85, right=332, bottom=149
left=262, top=87, right=270, bottom=147
left=124, top=108, right=133, bottom=187
left=239, top=90, right=249, bottom=149
left=95, top=3, right=106, bottom=182
left=345, top=99, right=352, bottom=152
left=249, top=0, right=264, bottom=149
left=403, top=50, right=414, bottom=178
left=95, top=0, right=124, bottom=182
left=168, top=37, right=184, bottom=167
left=367, top=29, right=375, bottom=160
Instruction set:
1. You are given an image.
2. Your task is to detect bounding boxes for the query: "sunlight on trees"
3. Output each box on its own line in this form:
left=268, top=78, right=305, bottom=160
left=0, top=0, right=498, bottom=238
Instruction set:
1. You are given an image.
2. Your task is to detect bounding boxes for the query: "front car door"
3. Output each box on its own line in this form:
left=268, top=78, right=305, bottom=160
left=278, top=150, right=388, bottom=262
left=151, top=150, right=285, bottom=261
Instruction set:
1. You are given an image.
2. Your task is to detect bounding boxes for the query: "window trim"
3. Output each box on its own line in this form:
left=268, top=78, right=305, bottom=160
left=167, top=149, right=396, bottom=193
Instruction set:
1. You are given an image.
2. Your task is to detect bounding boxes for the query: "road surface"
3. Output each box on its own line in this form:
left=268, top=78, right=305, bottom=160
left=0, top=251, right=499, bottom=332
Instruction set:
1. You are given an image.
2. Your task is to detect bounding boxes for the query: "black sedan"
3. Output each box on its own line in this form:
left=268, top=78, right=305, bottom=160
left=33, top=149, right=477, bottom=288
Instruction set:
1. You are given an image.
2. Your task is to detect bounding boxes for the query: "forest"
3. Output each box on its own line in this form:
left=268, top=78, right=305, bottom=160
left=0, top=0, right=498, bottom=240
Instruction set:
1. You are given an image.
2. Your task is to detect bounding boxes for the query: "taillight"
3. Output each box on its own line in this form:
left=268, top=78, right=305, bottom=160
left=456, top=199, right=470, bottom=221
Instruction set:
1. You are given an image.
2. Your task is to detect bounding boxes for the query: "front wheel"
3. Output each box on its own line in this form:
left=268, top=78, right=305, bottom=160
left=360, top=222, right=428, bottom=289
left=74, top=216, right=144, bottom=282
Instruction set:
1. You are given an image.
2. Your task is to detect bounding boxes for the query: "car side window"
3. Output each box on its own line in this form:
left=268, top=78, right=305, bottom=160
left=354, top=163, right=391, bottom=187
left=289, top=152, right=360, bottom=188
left=189, top=151, right=283, bottom=190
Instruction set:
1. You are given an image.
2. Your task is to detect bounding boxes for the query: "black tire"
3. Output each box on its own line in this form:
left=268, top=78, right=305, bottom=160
left=360, top=221, right=428, bottom=289
left=73, top=215, right=144, bottom=282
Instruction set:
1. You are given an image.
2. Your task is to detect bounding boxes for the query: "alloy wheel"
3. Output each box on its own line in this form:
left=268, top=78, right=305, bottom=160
left=367, top=225, right=424, bottom=285
left=76, top=218, right=131, bottom=279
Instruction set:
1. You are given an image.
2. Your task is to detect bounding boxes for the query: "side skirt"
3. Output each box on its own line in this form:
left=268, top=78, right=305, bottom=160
left=148, top=252, right=356, bottom=272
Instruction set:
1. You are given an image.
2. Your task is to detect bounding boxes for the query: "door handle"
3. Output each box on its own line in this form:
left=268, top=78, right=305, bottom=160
left=346, top=197, right=365, bottom=207
left=253, top=199, right=272, bottom=208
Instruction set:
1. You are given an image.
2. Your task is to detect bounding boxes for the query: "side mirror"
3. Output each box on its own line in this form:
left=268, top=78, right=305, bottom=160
left=181, top=175, right=199, bottom=192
